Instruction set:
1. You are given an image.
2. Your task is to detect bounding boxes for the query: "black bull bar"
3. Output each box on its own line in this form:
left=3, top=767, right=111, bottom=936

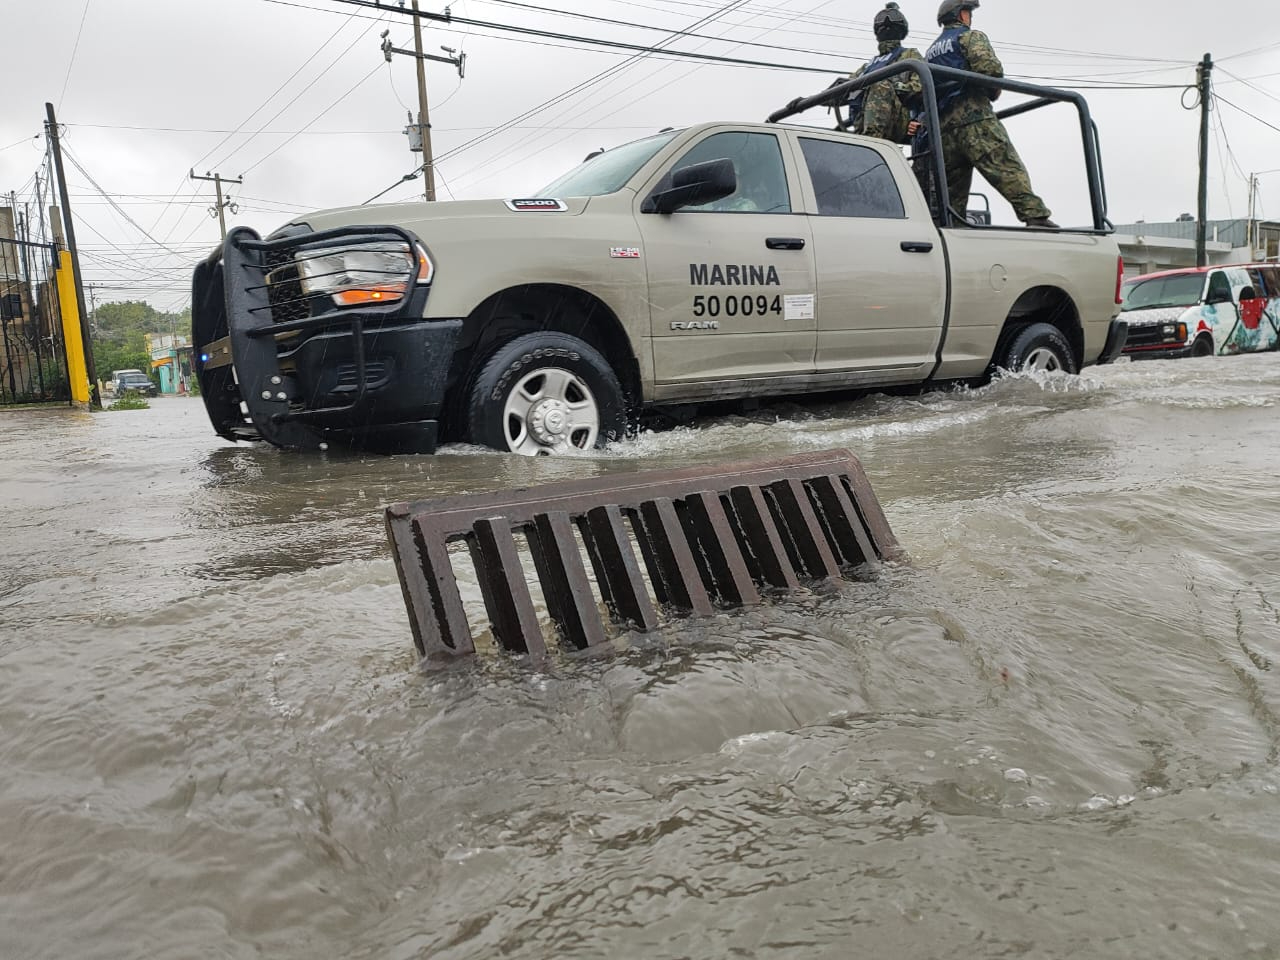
left=767, top=61, right=1112, bottom=233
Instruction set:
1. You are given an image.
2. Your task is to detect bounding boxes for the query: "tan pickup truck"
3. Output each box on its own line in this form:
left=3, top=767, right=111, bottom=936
left=192, top=66, right=1127, bottom=455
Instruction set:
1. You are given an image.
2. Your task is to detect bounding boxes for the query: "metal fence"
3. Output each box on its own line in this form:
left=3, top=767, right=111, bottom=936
left=0, top=237, right=70, bottom=406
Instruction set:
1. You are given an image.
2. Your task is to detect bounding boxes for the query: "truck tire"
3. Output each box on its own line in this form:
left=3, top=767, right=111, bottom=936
left=998, top=323, right=1078, bottom=375
left=467, top=331, right=626, bottom=455
left=1190, top=336, right=1214, bottom=357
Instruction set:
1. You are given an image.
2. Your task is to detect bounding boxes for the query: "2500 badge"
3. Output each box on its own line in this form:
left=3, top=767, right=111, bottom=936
left=693, top=294, right=784, bottom=319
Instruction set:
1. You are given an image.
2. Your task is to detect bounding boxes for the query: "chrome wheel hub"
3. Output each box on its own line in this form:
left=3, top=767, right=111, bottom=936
left=501, top=367, right=600, bottom=456
left=1024, top=348, right=1062, bottom=372
left=529, top=398, right=571, bottom=445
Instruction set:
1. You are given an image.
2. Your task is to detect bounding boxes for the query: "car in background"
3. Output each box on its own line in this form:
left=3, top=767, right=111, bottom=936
left=1119, top=263, right=1280, bottom=359
left=112, top=369, right=158, bottom=397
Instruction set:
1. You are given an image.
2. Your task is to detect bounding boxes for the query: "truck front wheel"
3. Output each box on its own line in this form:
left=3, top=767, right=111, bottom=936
left=467, top=332, right=626, bottom=456
left=998, top=323, right=1078, bottom=375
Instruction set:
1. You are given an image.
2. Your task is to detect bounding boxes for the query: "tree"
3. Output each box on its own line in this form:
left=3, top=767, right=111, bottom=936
left=91, top=300, right=189, bottom=386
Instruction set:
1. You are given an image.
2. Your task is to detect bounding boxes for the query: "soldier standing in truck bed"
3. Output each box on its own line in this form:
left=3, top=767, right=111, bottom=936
left=924, top=0, right=1057, bottom=227
left=845, top=3, right=923, bottom=144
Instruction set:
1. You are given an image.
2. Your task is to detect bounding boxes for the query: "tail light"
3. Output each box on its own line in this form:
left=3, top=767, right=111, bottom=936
left=1115, top=256, right=1125, bottom=305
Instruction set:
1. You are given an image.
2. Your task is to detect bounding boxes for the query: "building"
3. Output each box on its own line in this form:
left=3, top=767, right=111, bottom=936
left=146, top=332, right=194, bottom=394
left=1114, top=217, right=1280, bottom=278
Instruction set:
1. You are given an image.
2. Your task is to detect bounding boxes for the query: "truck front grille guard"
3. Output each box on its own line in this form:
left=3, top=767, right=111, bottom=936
left=225, top=225, right=428, bottom=428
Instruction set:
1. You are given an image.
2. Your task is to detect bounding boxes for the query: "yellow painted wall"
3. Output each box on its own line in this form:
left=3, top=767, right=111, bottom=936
left=55, top=250, right=90, bottom=405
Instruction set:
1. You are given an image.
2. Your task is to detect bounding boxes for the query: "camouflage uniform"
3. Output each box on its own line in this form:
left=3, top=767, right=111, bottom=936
left=933, top=29, right=1051, bottom=222
left=848, top=42, right=924, bottom=144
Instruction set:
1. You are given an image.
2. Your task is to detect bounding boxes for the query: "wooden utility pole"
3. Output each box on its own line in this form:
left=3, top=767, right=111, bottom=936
left=382, top=4, right=465, bottom=202
left=45, top=101, right=100, bottom=408
left=1196, top=53, right=1213, bottom=268
left=189, top=170, right=243, bottom=240
left=412, top=0, right=437, bottom=202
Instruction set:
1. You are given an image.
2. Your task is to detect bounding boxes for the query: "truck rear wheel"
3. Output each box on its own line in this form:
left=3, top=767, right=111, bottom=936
left=998, top=323, right=1078, bottom=375
left=467, top=332, right=626, bottom=456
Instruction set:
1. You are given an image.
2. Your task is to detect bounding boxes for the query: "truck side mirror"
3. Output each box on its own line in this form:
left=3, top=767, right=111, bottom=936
left=1206, top=287, right=1232, bottom=305
left=643, top=159, right=737, bottom=215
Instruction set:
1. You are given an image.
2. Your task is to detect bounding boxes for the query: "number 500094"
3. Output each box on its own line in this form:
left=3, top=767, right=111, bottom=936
left=693, top=294, right=783, bottom=318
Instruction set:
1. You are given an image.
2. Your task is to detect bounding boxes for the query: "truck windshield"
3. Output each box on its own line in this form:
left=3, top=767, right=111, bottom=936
left=540, top=130, right=681, bottom=198
left=1121, top=274, right=1205, bottom=311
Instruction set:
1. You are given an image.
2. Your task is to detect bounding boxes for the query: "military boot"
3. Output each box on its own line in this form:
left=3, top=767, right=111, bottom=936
left=1025, top=217, right=1059, bottom=228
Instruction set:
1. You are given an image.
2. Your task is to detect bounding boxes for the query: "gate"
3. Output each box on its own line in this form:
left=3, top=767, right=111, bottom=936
left=0, top=237, right=70, bottom=406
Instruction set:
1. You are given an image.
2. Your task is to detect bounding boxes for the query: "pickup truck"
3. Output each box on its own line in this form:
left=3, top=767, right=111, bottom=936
left=192, top=63, right=1127, bottom=455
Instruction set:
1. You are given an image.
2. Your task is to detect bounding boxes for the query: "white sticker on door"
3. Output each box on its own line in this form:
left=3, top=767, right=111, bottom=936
left=784, top=294, right=815, bottom=322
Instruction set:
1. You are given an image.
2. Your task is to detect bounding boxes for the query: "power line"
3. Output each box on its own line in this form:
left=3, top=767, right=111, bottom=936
left=432, top=0, right=753, bottom=165
left=60, top=145, right=186, bottom=256
left=240, top=60, right=386, bottom=175
left=212, top=14, right=379, bottom=171
left=1218, top=68, right=1280, bottom=107
left=193, top=11, right=360, bottom=171
left=271, top=0, right=840, bottom=73
left=1214, top=93, right=1280, bottom=136
left=58, top=0, right=94, bottom=110
left=362, top=0, right=752, bottom=201
left=451, top=0, right=828, bottom=191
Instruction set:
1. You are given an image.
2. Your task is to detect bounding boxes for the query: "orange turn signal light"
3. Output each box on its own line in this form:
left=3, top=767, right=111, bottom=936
left=333, top=286, right=406, bottom=306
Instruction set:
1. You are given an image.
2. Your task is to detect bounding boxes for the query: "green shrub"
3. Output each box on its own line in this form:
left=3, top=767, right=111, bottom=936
left=108, top=390, right=151, bottom=411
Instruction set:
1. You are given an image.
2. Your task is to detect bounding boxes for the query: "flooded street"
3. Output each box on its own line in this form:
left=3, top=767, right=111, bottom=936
left=3, top=355, right=1280, bottom=958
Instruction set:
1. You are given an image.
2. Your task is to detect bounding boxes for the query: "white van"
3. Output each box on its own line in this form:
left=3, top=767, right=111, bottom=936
left=1119, top=263, right=1280, bottom=359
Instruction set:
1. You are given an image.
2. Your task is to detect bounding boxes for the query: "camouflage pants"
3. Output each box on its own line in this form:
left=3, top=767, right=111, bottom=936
left=940, top=115, right=1050, bottom=222
left=857, top=83, right=911, bottom=144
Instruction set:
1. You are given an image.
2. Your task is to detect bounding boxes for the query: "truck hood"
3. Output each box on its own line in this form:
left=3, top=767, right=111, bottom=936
left=279, top=196, right=593, bottom=236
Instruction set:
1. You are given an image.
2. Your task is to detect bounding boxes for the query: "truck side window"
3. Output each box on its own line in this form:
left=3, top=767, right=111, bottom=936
left=1206, top=271, right=1232, bottom=303
left=1245, top=267, right=1268, bottom=297
left=1262, top=267, right=1280, bottom=297
left=798, top=138, right=905, bottom=219
left=656, top=132, right=791, bottom=214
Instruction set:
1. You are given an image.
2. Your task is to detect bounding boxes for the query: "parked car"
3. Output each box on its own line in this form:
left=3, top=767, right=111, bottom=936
left=1119, top=263, right=1280, bottom=359
left=112, top=369, right=157, bottom=396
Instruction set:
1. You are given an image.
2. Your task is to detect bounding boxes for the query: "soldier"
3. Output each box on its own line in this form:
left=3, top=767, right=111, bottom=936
left=845, top=3, right=924, bottom=144
left=923, top=0, right=1057, bottom=227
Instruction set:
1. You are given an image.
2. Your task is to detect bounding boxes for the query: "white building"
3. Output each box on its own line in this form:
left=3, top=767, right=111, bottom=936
left=1114, top=217, right=1280, bottom=278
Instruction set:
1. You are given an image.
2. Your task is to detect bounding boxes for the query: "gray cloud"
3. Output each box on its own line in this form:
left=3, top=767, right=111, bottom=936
left=2, top=0, right=1276, bottom=311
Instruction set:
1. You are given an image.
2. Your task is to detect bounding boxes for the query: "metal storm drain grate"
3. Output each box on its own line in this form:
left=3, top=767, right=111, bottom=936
left=384, top=449, right=903, bottom=663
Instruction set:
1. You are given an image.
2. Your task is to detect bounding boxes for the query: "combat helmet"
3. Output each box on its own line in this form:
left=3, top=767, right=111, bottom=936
left=873, top=2, right=909, bottom=43
left=937, top=0, right=979, bottom=25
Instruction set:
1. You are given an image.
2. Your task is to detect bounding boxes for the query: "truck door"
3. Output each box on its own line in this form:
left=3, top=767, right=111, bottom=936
left=636, top=129, right=817, bottom=387
left=793, top=134, right=946, bottom=378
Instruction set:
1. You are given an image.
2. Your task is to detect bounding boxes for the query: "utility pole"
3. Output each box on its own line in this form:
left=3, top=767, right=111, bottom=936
left=381, top=1, right=466, bottom=202
left=45, top=101, right=100, bottom=409
left=1196, top=53, right=1213, bottom=268
left=1246, top=172, right=1258, bottom=256
left=412, top=0, right=436, bottom=202
left=189, top=170, right=242, bottom=240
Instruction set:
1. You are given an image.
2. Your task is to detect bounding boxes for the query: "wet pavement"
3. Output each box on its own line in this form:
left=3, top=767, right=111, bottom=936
left=2, top=356, right=1280, bottom=958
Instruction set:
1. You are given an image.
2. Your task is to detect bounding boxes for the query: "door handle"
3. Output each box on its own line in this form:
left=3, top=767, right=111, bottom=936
left=900, top=241, right=934, bottom=253
left=766, top=237, right=806, bottom=250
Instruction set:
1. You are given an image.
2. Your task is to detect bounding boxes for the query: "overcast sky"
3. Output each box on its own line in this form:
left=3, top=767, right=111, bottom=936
left=1, top=0, right=1277, bottom=313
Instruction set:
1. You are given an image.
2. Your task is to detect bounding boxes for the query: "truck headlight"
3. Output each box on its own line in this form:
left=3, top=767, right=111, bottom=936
left=296, top=240, right=433, bottom=307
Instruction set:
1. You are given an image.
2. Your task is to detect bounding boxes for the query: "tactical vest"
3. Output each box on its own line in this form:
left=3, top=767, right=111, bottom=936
left=847, top=47, right=904, bottom=127
left=925, top=25, right=970, bottom=115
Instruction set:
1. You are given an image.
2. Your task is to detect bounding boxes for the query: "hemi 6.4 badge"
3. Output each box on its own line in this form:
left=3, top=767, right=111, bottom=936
left=610, top=247, right=641, bottom=259
left=505, top=198, right=568, bottom=212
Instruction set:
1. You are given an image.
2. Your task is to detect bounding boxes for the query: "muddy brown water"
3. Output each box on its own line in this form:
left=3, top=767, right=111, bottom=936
left=2, top=356, right=1280, bottom=959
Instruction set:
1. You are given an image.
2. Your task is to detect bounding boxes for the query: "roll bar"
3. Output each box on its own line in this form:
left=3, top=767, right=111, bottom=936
left=767, top=61, right=1112, bottom=233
